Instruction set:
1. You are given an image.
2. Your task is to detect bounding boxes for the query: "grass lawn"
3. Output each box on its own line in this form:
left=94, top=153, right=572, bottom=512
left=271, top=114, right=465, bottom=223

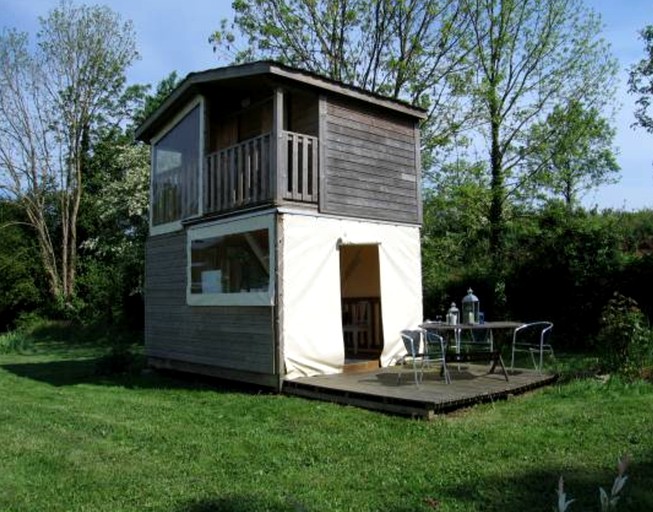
left=0, top=339, right=652, bottom=511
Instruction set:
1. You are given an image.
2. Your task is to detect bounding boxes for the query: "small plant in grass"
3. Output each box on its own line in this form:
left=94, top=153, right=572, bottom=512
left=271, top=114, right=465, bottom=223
left=556, top=456, right=630, bottom=511
left=596, top=293, right=653, bottom=380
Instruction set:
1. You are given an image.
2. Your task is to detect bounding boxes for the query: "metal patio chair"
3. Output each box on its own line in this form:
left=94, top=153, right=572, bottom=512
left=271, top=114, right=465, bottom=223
left=424, top=329, right=451, bottom=384
left=510, top=321, right=554, bottom=372
left=398, top=329, right=450, bottom=386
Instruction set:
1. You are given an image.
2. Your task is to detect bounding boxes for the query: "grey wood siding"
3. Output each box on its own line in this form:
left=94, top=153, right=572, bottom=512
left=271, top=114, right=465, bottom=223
left=322, top=99, right=420, bottom=224
left=145, top=231, right=276, bottom=375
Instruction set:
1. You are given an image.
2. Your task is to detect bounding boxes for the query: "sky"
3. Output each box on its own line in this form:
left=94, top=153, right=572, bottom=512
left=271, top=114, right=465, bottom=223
left=1, top=0, right=652, bottom=211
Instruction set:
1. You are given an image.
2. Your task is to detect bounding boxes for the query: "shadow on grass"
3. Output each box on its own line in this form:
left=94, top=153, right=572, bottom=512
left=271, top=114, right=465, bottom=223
left=434, top=453, right=653, bottom=512
left=170, top=455, right=653, bottom=511
left=0, top=357, right=275, bottom=395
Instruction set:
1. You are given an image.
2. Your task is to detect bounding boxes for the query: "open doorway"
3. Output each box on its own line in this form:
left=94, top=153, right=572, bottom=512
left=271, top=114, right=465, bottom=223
left=339, top=244, right=384, bottom=360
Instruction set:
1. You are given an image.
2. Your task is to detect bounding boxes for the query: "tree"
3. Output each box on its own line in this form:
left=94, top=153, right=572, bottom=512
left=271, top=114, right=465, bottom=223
left=0, top=201, right=44, bottom=329
left=77, top=72, right=181, bottom=326
left=523, top=100, right=619, bottom=208
left=421, top=158, right=492, bottom=316
left=461, top=0, right=617, bottom=269
left=78, top=137, right=149, bottom=325
left=131, top=71, right=180, bottom=128
left=0, top=1, right=138, bottom=307
left=629, top=25, right=653, bottom=135
left=210, top=0, right=475, bottom=164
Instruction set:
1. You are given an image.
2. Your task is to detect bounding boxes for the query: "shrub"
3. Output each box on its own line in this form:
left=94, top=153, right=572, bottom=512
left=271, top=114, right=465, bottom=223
left=595, top=293, right=653, bottom=379
left=13, top=310, right=49, bottom=333
left=0, top=330, right=33, bottom=354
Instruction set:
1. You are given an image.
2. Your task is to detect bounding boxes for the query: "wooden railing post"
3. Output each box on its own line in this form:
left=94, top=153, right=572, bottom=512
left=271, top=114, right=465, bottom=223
left=271, top=87, right=285, bottom=205
left=203, top=129, right=317, bottom=215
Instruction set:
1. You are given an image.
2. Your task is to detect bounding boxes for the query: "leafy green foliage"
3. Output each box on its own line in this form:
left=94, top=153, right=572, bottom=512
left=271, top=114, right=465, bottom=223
left=78, top=133, right=149, bottom=327
left=423, top=197, right=653, bottom=350
left=523, top=100, right=620, bottom=208
left=505, top=203, right=624, bottom=348
left=130, top=71, right=180, bottom=128
left=0, top=330, right=32, bottom=354
left=210, top=0, right=475, bottom=168
left=629, top=25, right=653, bottom=135
left=0, top=202, right=44, bottom=330
left=0, top=1, right=139, bottom=304
left=71, top=71, right=177, bottom=329
left=596, top=293, right=653, bottom=379
left=461, top=0, right=618, bottom=268
left=0, top=311, right=50, bottom=353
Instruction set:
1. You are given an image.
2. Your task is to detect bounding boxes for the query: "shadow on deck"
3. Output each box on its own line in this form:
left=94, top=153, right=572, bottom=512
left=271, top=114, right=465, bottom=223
left=283, top=364, right=557, bottom=419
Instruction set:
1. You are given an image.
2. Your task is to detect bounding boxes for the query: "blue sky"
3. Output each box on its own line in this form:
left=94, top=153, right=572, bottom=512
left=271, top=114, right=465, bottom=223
left=1, top=0, right=651, bottom=211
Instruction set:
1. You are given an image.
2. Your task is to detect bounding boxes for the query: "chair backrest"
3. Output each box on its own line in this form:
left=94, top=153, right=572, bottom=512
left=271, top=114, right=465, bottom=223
left=400, top=329, right=423, bottom=356
left=513, top=321, right=553, bottom=346
left=424, top=330, right=447, bottom=355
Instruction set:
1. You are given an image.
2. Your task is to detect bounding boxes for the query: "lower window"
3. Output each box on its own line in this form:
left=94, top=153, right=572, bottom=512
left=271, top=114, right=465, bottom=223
left=187, top=215, right=274, bottom=306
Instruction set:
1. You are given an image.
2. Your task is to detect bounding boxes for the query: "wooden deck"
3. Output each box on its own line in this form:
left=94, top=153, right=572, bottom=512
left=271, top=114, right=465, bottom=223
left=283, top=364, right=557, bottom=419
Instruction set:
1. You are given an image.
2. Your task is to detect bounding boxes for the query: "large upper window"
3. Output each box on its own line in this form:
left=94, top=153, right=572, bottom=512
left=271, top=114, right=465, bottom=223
left=187, top=215, right=275, bottom=306
left=152, top=103, right=200, bottom=228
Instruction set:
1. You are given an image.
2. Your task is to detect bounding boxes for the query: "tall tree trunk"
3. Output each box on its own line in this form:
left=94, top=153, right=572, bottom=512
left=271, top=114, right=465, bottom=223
left=66, top=154, right=83, bottom=299
left=25, top=204, right=62, bottom=299
left=488, top=97, right=504, bottom=272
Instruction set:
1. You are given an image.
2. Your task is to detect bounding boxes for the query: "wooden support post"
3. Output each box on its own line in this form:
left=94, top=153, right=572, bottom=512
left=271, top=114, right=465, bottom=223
left=271, top=87, right=285, bottom=205
left=318, top=95, right=327, bottom=211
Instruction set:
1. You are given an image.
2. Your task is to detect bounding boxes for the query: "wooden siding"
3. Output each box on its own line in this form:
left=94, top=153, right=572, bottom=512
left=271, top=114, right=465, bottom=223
left=145, top=231, right=276, bottom=377
left=322, top=99, right=420, bottom=224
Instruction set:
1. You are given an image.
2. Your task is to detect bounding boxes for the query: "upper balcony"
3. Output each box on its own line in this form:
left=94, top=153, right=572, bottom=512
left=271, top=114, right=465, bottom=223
left=138, top=62, right=426, bottom=234
left=204, top=129, right=318, bottom=213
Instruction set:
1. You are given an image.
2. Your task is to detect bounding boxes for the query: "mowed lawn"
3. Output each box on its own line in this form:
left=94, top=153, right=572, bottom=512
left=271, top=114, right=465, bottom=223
left=1, top=342, right=652, bottom=511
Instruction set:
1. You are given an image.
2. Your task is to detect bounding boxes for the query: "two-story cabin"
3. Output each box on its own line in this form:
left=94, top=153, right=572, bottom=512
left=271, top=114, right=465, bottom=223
left=135, top=61, right=426, bottom=390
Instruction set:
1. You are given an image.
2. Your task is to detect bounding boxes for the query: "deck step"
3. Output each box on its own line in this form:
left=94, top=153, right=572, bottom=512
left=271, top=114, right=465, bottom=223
left=342, top=359, right=380, bottom=373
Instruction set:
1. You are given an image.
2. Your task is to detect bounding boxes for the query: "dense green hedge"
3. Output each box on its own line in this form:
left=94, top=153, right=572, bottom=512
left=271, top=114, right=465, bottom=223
left=423, top=202, right=653, bottom=350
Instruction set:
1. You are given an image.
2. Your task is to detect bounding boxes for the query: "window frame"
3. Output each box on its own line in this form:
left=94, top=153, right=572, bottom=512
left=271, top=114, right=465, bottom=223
left=150, top=96, right=204, bottom=236
left=186, top=213, right=276, bottom=307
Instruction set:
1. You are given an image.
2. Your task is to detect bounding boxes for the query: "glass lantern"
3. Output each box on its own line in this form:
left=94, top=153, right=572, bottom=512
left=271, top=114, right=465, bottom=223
left=447, top=302, right=459, bottom=325
left=461, top=288, right=479, bottom=324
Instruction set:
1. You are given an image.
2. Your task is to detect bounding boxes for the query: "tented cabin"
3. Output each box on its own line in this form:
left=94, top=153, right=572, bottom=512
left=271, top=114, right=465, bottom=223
left=135, top=61, right=427, bottom=390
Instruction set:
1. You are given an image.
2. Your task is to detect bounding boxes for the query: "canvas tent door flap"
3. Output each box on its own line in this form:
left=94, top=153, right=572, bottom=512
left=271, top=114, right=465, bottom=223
left=279, top=212, right=423, bottom=380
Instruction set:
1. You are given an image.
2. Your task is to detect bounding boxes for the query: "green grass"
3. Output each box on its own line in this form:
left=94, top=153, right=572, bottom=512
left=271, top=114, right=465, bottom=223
left=0, top=341, right=652, bottom=511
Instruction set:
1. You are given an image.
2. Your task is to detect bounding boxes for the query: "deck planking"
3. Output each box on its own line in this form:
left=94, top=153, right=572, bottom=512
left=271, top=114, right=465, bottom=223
left=283, top=364, right=557, bottom=419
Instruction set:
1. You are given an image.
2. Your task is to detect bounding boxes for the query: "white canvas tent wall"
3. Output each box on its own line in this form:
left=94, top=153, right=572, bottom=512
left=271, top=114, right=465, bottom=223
left=279, top=210, right=423, bottom=380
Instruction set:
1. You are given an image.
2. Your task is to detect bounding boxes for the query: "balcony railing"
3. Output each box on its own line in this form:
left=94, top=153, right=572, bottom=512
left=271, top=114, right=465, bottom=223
left=282, top=131, right=318, bottom=203
left=204, top=130, right=318, bottom=214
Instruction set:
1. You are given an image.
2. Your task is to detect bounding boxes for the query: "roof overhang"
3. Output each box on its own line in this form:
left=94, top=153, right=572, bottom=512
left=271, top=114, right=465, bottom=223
left=134, top=61, right=427, bottom=143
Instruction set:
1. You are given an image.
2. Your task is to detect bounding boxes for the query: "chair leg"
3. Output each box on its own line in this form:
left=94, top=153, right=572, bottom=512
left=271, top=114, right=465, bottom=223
left=441, top=361, right=451, bottom=384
